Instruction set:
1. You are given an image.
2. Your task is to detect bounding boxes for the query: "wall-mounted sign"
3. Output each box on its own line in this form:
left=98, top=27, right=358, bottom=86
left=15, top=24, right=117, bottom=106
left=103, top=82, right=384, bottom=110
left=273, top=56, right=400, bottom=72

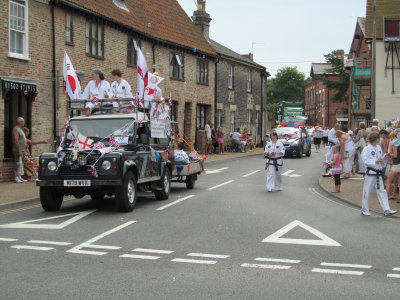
left=1, top=77, right=37, bottom=93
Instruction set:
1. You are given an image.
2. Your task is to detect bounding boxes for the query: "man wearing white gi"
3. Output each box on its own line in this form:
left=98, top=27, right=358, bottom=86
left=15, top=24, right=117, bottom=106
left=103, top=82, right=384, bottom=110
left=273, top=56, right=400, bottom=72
left=110, top=69, right=133, bottom=108
left=264, top=132, right=285, bottom=192
left=82, top=69, right=111, bottom=116
left=361, top=132, right=397, bottom=216
left=323, top=123, right=340, bottom=171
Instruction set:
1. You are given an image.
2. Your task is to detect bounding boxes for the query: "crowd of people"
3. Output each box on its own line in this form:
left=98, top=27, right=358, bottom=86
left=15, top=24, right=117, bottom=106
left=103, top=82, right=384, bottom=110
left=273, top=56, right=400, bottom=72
left=321, top=118, right=399, bottom=216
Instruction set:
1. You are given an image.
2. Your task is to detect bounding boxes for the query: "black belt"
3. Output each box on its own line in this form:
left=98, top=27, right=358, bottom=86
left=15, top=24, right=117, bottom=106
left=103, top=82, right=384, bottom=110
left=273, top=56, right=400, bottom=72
left=366, top=167, right=384, bottom=189
left=265, top=156, right=283, bottom=171
left=328, top=141, right=336, bottom=146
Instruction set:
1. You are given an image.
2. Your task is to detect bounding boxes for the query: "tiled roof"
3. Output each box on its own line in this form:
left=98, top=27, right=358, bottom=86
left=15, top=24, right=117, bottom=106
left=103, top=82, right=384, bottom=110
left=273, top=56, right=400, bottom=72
left=366, top=0, right=400, bottom=39
left=209, top=39, right=265, bottom=69
left=310, top=63, right=335, bottom=76
left=61, top=0, right=216, bottom=56
left=350, top=17, right=366, bottom=53
left=358, top=17, right=366, bottom=36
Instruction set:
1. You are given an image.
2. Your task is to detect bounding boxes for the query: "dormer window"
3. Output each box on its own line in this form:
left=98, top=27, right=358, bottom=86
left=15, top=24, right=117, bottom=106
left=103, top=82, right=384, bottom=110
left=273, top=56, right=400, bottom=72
left=112, top=0, right=129, bottom=12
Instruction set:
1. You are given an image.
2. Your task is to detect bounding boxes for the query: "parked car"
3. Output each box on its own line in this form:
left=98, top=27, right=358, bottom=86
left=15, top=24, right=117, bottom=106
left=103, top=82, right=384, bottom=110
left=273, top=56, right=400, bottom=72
left=276, top=127, right=312, bottom=158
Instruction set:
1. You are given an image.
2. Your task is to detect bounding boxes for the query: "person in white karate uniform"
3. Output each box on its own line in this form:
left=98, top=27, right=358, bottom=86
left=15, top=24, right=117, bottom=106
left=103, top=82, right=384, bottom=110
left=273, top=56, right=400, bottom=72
left=110, top=69, right=133, bottom=108
left=323, top=123, right=340, bottom=172
left=82, top=69, right=111, bottom=116
left=361, top=132, right=397, bottom=217
left=264, top=132, right=285, bottom=192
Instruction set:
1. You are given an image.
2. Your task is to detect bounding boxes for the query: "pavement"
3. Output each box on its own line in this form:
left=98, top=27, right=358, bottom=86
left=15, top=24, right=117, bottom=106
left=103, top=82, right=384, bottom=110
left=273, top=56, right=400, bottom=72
left=1, top=149, right=400, bottom=299
left=0, top=147, right=264, bottom=208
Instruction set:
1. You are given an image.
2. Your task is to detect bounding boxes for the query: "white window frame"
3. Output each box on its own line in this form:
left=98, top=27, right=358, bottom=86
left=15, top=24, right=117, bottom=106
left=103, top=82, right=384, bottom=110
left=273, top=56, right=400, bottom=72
left=228, top=65, right=234, bottom=89
left=217, top=109, right=222, bottom=128
left=8, top=0, right=29, bottom=60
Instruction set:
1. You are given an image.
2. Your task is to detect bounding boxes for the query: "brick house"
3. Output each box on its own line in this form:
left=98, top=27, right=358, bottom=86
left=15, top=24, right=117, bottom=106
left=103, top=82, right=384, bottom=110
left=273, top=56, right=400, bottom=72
left=304, top=62, right=348, bottom=129
left=192, top=1, right=268, bottom=147
left=0, top=0, right=216, bottom=181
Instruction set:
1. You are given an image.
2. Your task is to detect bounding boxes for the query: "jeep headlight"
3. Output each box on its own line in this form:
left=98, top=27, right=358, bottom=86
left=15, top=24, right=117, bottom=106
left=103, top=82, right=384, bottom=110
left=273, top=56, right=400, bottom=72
left=77, top=155, right=87, bottom=166
left=102, top=160, right=111, bottom=170
left=47, top=161, right=57, bottom=171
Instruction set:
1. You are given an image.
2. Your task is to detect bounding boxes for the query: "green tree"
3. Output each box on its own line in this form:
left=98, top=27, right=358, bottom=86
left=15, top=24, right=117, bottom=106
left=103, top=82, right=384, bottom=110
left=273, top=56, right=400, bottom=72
left=266, top=67, right=306, bottom=103
left=318, top=50, right=350, bottom=102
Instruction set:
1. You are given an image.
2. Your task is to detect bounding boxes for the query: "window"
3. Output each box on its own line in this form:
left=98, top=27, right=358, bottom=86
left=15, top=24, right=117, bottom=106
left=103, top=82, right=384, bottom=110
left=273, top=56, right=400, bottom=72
left=217, top=109, right=222, bottom=128
left=230, top=111, right=235, bottom=133
left=197, top=59, right=208, bottom=85
left=127, top=36, right=139, bottom=67
left=196, top=105, right=206, bottom=129
left=385, top=19, right=400, bottom=38
left=85, top=20, right=104, bottom=58
left=9, top=0, right=28, bottom=58
left=228, top=65, right=234, bottom=89
left=170, top=53, right=184, bottom=80
left=247, top=69, right=252, bottom=92
left=65, top=12, right=73, bottom=45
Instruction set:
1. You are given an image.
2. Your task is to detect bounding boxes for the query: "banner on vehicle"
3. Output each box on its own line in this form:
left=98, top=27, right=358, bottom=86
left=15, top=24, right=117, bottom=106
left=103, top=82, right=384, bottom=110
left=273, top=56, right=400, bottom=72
left=150, top=102, right=171, bottom=138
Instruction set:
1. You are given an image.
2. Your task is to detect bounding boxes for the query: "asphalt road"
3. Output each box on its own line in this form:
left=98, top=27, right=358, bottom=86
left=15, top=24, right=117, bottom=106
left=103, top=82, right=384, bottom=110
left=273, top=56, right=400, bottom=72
left=1, top=150, right=400, bottom=300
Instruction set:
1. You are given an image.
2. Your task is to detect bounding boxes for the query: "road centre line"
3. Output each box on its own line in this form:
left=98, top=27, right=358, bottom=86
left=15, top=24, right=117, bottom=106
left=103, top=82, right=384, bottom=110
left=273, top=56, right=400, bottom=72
left=242, top=170, right=261, bottom=178
left=207, top=180, right=234, bottom=190
left=157, top=195, right=195, bottom=211
left=281, top=170, right=295, bottom=176
left=120, top=254, right=160, bottom=260
left=67, top=221, right=135, bottom=256
left=0, top=238, right=18, bottom=242
left=387, top=274, right=400, bottom=278
left=320, top=262, right=372, bottom=269
left=11, top=245, right=54, bottom=251
left=133, top=248, right=174, bottom=254
left=312, top=268, right=364, bottom=276
left=255, top=258, right=300, bottom=264
left=28, top=240, right=72, bottom=246
left=85, top=244, right=122, bottom=250
left=241, top=263, right=291, bottom=270
left=187, top=253, right=230, bottom=259
left=171, top=258, right=217, bottom=265
left=392, top=267, right=400, bottom=272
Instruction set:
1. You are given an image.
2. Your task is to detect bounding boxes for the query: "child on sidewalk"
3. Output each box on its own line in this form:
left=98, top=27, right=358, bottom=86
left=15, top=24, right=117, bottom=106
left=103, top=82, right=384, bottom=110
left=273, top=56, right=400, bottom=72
left=330, top=145, right=342, bottom=193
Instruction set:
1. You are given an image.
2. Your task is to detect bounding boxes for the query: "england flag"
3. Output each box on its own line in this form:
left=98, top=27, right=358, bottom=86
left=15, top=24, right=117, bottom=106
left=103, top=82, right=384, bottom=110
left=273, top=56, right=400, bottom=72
left=63, top=52, right=81, bottom=100
left=135, top=43, right=148, bottom=102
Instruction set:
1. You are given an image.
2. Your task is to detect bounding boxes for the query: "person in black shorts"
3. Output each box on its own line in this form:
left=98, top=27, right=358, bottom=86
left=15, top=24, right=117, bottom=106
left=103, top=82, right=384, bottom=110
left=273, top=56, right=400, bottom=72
left=322, top=128, right=329, bottom=148
left=313, top=125, right=323, bottom=153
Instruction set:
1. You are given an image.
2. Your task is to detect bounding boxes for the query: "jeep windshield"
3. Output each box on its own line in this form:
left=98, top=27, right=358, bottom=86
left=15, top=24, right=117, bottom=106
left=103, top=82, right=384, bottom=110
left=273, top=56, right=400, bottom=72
left=276, top=127, right=300, bottom=140
left=63, top=118, right=135, bottom=147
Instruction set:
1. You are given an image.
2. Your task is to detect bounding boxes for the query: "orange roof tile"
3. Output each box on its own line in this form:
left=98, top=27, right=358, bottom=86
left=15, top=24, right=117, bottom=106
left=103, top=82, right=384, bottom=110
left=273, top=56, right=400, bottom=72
left=61, top=0, right=216, bottom=56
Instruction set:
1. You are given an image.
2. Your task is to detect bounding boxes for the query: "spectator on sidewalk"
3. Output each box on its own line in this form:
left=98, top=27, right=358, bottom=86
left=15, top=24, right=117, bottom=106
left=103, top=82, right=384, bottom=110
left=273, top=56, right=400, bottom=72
left=386, top=125, right=400, bottom=201
left=313, top=124, right=323, bottom=152
left=336, top=130, right=356, bottom=179
left=354, top=122, right=368, bottom=174
left=231, top=128, right=246, bottom=153
left=22, top=127, right=47, bottom=180
left=322, top=128, right=329, bottom=148
left=204, top=120, right=212, bottom=154
left=12, top=117, right=27, bottom=183
left=216, top=127, right=225, bottom=154
left=211, top=126, right=219, bottom=154
left=361, top=132, right=397, bottom=216
left=330, top=145, right=342, bottom=193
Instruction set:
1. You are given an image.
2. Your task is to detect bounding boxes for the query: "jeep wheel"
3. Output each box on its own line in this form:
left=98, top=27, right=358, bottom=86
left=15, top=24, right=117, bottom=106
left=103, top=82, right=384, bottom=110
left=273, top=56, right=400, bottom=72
left=186, top=174, right=196, bottom=189
left=115, top=171, right=137, bottom=212
left=154, top=168, right=171, bottom=200
left=40, top=186, right=63, bottom=211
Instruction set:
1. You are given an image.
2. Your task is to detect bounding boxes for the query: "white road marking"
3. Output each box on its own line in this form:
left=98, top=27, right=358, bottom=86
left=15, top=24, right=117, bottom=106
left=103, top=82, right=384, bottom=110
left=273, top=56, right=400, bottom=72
left=11, top=245, right=54, bottom=251
left=208, top=180, right=234, bottom=190
left=85, top=244, right=122, bottom=250
left=133, top=248, right=174, bottom=254
left=205, top=167, right=229, bottom=174
left=392, top=267, right=400, bottom=272
left=282, top=170, right=295, bottom=176
left=28, top=240, right=72, bottom=246
left=312, top=268, right=364, bottom=276
left=387, top=274, right=400, bottom=278
left=255, top=258, right=300, bottom=264
left=120, top=254, right=160, bottom=260
left=0, top=209, right=96, bottom=229
left=171, top=258, right=217, bottom=265
left=187, top=253, right=230, bottom=259
left=0, top=238, right=18, bottom=242
left=241, top=263, right=291, bottom=270
left=262, top=220, right=342, bottom=247
left=157, top=195, right=196, bottom=211
left=242, top=170, right=260, bottom=178
left=320, top=262, right=372, bottom=269
left=67, top=221, right=135, bottom=256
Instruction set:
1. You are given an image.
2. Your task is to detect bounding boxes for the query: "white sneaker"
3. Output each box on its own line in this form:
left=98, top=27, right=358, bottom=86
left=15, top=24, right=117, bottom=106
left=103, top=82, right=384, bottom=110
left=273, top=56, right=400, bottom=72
left=18, top=176, right=27, bottom=182
left=384, top=210, right=397, bottom=216
left=361, top=211, right=371, bottom=216
left=14, top=177, right=23, bottom=183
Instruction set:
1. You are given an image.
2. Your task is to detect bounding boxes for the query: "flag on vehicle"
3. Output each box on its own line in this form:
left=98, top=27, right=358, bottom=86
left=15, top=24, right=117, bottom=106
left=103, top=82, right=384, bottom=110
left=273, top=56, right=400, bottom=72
left=62, top=52, right=81, bottom=100
left=144, top=72, right=164, bottom=101
left=109, top=135, right=120, bottom=149
left=77, top=133, right=93, bottom=149
left=135, top=44, right=148, bottom=101
left=91, top=165, right=98, bottom=178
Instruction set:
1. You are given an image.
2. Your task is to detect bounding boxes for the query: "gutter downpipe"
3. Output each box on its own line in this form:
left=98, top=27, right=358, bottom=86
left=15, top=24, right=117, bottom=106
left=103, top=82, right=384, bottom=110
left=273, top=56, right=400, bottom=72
left=260, top=71, right=264, bottom=147
left=51, top=1, right=58, bottom=148
left=214, top=55, right=219, bottom=131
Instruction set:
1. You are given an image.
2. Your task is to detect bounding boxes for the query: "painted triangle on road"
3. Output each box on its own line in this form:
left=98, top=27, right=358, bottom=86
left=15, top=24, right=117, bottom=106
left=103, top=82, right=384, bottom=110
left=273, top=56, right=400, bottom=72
left=262, top=220, right=341, bottom=247
left=0, top=210, right=96, bottom=229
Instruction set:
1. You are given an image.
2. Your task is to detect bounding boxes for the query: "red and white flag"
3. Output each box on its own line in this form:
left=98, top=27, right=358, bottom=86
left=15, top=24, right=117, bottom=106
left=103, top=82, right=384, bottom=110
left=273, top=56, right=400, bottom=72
left=77, top=133, right=93, bottom=150
left=63, top=52, right=81, bottom=100
left=144, top=72, right=164, bottom=101
left=135, top=44, right=148, bottom=101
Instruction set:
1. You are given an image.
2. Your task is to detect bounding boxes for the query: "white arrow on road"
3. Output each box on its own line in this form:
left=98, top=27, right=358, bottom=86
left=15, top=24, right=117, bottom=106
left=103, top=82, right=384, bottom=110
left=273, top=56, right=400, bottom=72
left=282, top=170, right=301, bottom=178
left=205, top=167, right=229, bottom=174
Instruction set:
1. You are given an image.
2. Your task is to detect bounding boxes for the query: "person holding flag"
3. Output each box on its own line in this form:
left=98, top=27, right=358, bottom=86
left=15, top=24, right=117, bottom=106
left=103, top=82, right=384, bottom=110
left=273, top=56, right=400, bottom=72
left=110, top=69, right=133, bottom=109
left=63, top=52, right=81, bottom=100
left=82, top=69, right=111, bottom=116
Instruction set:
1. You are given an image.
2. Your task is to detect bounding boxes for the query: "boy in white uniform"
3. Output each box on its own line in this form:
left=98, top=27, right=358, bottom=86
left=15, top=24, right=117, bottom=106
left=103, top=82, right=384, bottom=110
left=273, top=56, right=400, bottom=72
left=110, top=69, right=133, bottom=108
left=264, top=132, right=285, bottom=192
left=361, top=132, right=397, bottom=216
left=82, top=69, right=111, bottom=116
left=323, top=123, right=340, bottom=172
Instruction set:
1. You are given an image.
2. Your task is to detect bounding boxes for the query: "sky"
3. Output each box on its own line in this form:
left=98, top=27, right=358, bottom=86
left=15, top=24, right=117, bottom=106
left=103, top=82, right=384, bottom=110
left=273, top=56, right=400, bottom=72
left=177, top=0, right=367, bottom=77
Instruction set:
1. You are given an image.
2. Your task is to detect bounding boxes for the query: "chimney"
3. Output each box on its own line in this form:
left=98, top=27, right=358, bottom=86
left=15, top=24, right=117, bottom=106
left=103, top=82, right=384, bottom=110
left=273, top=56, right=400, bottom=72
left=192, top=0, right=212, bottom=40
left=335, top=49, right=345, bottom=60
left=241, top=53, right=253, bottom=61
